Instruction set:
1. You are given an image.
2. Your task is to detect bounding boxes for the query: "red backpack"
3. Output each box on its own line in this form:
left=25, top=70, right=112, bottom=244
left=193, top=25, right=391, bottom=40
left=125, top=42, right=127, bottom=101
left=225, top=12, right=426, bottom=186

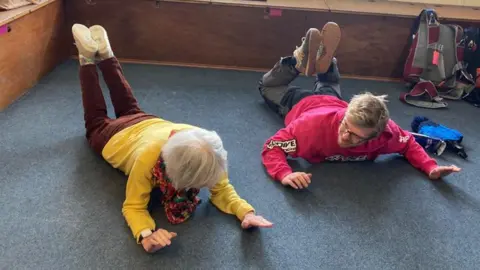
left=400, top=9, right=475, bottom=109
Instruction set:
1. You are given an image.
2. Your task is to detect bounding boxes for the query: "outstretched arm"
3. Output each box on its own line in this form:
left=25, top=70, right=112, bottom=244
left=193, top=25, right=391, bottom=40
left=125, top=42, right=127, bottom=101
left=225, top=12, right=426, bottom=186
left=209, top=176, right=273, bottom=229
left=122, top=160, right=176, bottom=253
left=380, top=122, right=460, bottom=179
left=261, top=127, right=295, bottom=181
left=261, top=125, right=311, bottom=189
left=122, top=161, right=156, bottom=243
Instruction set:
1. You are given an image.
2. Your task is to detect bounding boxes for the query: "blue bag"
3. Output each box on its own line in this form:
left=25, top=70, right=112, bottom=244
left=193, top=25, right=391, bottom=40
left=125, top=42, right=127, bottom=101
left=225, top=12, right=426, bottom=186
left=411, top=116, right=467, bottom=159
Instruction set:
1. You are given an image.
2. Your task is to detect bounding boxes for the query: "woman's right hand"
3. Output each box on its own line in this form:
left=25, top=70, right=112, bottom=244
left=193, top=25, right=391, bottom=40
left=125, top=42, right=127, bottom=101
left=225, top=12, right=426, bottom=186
left=141, top=229, right=177, bottom=253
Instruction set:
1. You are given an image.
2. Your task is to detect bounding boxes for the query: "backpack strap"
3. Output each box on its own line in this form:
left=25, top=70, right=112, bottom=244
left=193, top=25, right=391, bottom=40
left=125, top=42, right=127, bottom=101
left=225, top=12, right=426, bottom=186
left=438, top=25, right=475, bottom=88
left=409, top=9, right=438, bottom=43
left=400, top=81, right=448, bottom=109
left=436, top=62, right=470, bottom=87
left=403, top=9, right=439, bottom=83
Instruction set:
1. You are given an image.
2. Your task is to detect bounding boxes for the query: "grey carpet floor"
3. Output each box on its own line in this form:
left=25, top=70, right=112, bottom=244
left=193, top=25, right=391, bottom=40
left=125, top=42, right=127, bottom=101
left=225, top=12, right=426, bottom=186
left=1, top=59, right=480, bottom=270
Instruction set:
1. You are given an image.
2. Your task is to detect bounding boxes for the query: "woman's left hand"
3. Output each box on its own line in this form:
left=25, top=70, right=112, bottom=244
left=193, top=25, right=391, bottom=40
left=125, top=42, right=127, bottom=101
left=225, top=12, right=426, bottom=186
left=241, top=212, right=273, bottom=229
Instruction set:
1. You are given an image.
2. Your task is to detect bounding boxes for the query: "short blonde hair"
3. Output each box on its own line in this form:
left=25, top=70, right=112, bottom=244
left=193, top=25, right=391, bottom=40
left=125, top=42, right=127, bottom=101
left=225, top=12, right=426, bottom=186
left=346, top=92, right=390, bottom=133
left=162, top=128, right=227, bottom=190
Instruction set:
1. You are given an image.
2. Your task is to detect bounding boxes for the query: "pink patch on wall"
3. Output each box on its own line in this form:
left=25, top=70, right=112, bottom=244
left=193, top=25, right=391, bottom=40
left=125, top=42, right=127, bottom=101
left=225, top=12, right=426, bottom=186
left=269, top=8, right=282, bottom=17
left=0, top=25, right=9, bottom=35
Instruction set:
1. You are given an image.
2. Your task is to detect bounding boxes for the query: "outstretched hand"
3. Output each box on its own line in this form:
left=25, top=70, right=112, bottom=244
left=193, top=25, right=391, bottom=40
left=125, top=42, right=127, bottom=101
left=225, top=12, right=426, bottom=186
left=241, top=212, right=273, bottom=229
left=429, top=165, right=461, bottom=180
left=141, top=229, right=177, bottom=253
left=281, top=172, right=312, bottom=189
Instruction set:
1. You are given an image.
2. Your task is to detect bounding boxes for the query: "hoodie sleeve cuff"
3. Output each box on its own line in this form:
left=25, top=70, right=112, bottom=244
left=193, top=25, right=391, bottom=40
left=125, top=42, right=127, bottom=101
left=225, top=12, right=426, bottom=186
left=423, top=160, right=438, bottom=176
left=276, top=169, right=293, bottom=182
left=236, top=204, right=255, bottom=221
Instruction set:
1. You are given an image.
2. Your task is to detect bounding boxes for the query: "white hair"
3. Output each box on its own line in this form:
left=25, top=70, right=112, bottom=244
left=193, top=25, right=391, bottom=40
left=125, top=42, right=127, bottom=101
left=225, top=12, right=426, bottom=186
left=161, top=128, right=228, bottom=190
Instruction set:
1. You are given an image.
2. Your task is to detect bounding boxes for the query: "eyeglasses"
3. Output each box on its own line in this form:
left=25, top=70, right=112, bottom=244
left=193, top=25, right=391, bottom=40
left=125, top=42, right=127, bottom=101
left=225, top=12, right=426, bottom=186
left=340, top=119, right=376, bottom=143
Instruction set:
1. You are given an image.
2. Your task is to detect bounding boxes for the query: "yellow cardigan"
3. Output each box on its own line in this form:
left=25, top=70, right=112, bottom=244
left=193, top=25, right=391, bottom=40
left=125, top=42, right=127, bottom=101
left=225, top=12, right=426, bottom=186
left=101, top=118, right=254, bottom=243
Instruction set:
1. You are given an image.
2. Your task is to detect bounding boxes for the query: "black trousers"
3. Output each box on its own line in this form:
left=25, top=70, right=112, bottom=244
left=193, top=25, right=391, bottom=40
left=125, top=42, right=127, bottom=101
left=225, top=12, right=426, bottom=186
left=258, top=56, right=343, bottom=118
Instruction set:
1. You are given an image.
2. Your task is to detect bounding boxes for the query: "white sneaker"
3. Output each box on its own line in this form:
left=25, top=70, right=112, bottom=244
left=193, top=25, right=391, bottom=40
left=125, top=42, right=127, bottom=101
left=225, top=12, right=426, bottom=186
left=89, top=25, right=114, bottom=60
left=72, top=24, right=98, bottom=61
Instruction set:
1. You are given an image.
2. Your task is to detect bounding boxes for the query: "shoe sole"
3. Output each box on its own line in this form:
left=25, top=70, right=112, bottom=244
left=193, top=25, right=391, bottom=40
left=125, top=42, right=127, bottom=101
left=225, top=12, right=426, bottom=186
left=72, top=24, right=97, bottom=55
left=305, top=28, right=322, bottom=76
left=316, top=22, right=341, bottom=74
left=89, top=25, right=109, bottom=51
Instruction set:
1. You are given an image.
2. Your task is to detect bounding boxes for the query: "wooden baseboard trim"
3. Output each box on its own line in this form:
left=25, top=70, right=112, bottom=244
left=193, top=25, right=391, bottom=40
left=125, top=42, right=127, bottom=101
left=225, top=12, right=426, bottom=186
left=341, top=75, right=403, bottom=83
left=70, top=56, right=404, bottom=83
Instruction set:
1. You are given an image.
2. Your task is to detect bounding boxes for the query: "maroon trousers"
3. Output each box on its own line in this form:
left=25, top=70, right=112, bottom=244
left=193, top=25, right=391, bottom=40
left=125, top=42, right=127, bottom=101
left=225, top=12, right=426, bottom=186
left=80, top=57, right=156, bottom=155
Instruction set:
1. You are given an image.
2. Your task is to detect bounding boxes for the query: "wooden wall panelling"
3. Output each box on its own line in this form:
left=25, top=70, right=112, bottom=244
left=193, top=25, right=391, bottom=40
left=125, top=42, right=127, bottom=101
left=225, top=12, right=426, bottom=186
left=67, top=0, right=416, bottom=78
left=67, top=0, right=310, bottom=70
left=306, top=12, right=414, bottom=78
left=66, top=0, right=480, bottom=80
left=0, top=0, right=70, bottom=110
left=306, top=10, right=480, bottom=78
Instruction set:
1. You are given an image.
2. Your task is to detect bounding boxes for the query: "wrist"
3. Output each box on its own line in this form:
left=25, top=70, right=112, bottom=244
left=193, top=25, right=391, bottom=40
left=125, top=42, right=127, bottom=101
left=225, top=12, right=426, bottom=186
left=426, top=164, right=438, bottom=177
left=423, top=160, right=438, bottom=176
left=243, top=211, right=255, bottom=220
left=277, top=170, right=292, bottom=182
left=139, top=229, right=154, bottom=243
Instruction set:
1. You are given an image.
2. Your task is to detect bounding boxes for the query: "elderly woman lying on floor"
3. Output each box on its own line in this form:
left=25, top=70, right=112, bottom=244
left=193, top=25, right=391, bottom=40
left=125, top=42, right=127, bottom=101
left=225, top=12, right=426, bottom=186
left=71, top=23, right=273, bottom=253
